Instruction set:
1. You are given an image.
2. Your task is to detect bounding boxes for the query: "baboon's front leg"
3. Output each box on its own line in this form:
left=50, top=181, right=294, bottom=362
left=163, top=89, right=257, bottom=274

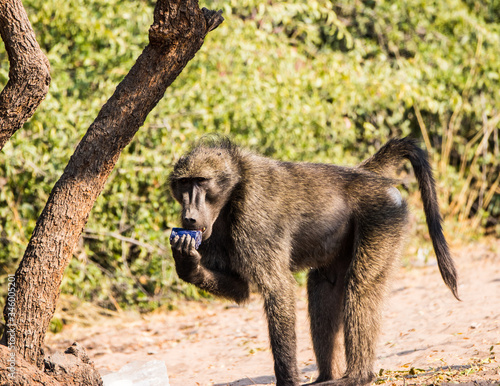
left=307, top=266, right=347, bottom=383
left=262, top=283, right=300, bottom=386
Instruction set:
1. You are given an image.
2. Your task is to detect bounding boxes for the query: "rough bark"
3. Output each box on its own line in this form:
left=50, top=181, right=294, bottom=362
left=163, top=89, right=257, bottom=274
left=1, top=0, right=223, bottom=369
left=0, top=0, right=51, bottom=150
left=44, top=343, right=103, bottom=385
left=0, top=344, right=60, bottom=386
left=0, top=343, right=102, bottom=385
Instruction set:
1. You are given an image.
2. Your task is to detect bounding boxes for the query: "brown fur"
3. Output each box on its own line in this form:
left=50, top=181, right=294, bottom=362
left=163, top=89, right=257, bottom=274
left=169, top=137, right=458, bottom=386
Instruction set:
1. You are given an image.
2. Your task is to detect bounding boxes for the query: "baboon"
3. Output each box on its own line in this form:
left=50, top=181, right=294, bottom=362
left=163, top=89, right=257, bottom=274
left=169, top=137, right=458, bottom=386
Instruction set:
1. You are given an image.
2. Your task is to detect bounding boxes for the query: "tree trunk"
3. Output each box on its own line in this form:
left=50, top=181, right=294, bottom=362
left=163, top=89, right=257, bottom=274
left=1, top=0, right=223, bottom=369
left=0, top=343, right=102, bottom=385
left=0, top=0, right=51, bottom=150
left=0, top=345, right=60, bottom=386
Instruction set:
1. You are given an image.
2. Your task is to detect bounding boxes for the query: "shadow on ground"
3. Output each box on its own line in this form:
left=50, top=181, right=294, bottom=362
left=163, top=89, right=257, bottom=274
left=214, top=375, right=275, bottom=386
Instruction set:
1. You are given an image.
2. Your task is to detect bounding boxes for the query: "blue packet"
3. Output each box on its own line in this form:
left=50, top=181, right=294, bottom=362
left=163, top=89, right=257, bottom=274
left=170, top=228, right=202, bottom=249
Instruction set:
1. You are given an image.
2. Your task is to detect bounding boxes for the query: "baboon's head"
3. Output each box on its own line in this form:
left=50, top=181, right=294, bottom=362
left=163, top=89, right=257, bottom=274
left=169, top=140, right=240, bottom=240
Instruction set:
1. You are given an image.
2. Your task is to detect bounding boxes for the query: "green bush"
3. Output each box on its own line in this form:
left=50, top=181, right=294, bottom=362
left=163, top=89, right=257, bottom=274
left=0, top=0, right=498, bottom=310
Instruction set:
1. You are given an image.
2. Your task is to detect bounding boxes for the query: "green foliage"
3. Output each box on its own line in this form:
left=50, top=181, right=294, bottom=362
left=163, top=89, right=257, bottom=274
left=0, top=0, right=499, bottom=310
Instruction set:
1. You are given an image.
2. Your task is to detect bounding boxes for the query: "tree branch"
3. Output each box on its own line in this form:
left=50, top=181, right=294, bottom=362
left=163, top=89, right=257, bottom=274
left=1, top=0, right=223, bottom=368
left=0, top=0, right=51, bottom=150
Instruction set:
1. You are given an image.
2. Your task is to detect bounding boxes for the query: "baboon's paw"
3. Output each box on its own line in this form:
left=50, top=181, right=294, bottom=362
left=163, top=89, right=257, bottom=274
left=302, top=377, right=371, bottom=386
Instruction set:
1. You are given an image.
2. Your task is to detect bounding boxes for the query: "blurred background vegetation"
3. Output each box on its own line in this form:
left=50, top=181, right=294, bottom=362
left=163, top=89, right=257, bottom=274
left=0, top=0, right=498, bottom=313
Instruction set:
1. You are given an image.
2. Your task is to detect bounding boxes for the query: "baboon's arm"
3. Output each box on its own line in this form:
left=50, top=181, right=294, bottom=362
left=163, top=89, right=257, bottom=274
left=170, top=233, right=250, bottom=303
left=194, top=267, right=250, bottom=304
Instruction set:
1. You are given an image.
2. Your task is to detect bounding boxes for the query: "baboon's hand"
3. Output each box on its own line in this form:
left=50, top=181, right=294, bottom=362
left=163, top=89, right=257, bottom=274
left=170, top=234, right=202, bottom=283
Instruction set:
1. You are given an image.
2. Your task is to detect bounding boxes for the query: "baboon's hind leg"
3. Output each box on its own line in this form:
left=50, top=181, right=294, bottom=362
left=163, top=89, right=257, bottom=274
left=342, top=214, right=407, bottom=385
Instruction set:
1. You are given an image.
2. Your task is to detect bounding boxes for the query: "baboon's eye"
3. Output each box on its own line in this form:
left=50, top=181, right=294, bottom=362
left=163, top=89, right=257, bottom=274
left=194, top=177, right=209, bottom=184
left=178, top=178, right=189, bottom=185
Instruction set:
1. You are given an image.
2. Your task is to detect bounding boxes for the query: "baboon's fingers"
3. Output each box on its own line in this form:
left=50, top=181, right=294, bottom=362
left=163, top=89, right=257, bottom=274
left=179, top=234, right=198, bottom=257
left=169, top=235, right=180, bottom=247
left=172, top=234, right=186, bottom=249
left=188, top=236, right=197, bottom=253
left=181, top=234, right=190, bottom=255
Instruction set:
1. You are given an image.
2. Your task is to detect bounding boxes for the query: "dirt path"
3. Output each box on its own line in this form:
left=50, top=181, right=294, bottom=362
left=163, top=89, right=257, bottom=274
left=46, top=239, right=500, bottom=385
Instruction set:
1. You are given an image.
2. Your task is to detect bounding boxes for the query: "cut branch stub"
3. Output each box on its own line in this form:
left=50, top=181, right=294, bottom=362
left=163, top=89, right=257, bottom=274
left=149, top=1, right=223, bottom=47
left=1, top=0, right=223, bottom=369
left=202, top=8, right=225, bottom=33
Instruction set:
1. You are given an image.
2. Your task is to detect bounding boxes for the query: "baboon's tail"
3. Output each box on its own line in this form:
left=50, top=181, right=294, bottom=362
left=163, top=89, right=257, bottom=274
left=360, top=137, right=459, bottom=300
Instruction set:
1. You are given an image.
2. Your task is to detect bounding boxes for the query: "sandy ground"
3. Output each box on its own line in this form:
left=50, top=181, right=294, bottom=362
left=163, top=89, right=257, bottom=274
left=46, top=239, right=500, bottom=385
